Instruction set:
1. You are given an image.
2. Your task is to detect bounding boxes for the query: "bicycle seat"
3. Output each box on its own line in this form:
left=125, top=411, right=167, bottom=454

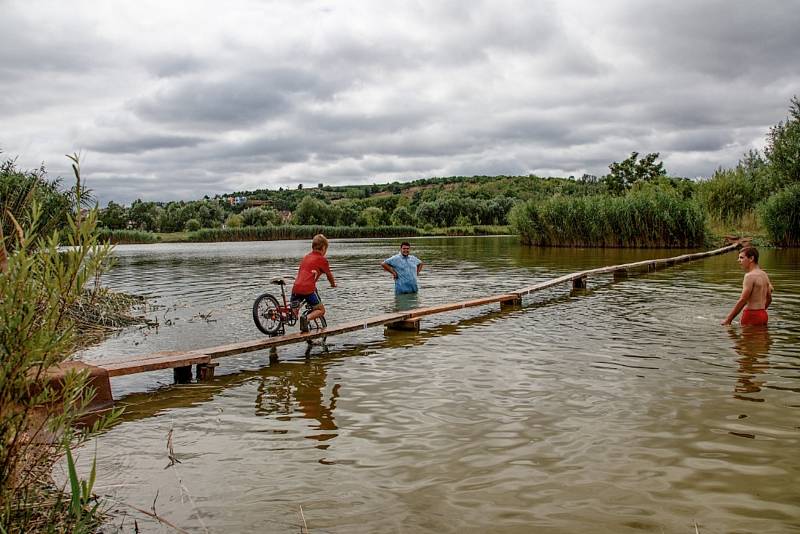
left=270, top=278, right=286, bottom=286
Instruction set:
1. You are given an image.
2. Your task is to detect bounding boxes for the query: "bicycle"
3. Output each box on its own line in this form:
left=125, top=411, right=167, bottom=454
left=252, top=278, right=328, bottom=337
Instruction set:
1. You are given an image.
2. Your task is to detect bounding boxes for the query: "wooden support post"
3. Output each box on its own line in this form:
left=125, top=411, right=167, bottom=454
left=572, top=276, right=587, bottom=289
left=269, top=347, right=279, bottom=363
left=195, top=362, right=219, bottom=381
left=500, top=297, right=522, bottom=310
left=613, top=269, right=628, bottom=281
left=386, top=318, right=421, bottom=333
left=174, top=365, right=193, bottom=384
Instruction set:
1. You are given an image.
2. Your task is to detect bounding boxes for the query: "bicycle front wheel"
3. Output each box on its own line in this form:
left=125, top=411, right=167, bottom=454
left=252, top=293, right=282, bottom=335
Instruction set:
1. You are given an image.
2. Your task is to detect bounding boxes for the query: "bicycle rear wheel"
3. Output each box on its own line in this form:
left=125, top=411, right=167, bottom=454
left=252, top=293, right=282, bottom=335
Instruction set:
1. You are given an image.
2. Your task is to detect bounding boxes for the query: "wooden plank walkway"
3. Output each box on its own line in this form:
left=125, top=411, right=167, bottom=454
left=88, top=242, right=740, bottom=386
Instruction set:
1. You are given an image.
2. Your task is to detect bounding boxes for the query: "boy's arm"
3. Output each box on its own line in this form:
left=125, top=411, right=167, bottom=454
left=722, top=275, right=754, bottom=325
left=326, top=270, right=336, bottom=288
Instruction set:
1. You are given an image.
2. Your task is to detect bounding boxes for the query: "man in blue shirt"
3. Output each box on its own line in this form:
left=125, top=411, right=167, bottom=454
left=381, top=242, right=423, bottom=294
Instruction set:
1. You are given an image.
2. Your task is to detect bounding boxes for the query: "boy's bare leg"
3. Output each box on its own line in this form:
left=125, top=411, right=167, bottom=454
left=306, top=304, right=326, bottom=323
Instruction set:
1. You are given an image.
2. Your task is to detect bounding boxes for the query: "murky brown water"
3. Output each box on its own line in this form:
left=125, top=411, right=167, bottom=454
left=73, top=237, right=800, bottom=533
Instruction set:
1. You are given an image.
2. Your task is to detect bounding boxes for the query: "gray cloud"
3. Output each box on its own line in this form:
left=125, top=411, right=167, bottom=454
left=90, top=134, right=207, bottom=154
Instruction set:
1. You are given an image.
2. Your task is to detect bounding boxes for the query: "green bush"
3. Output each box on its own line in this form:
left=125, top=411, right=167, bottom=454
left=1, top=157, right=72, bottom=254
left=1, top=156, right=120, bottom=532
left=759, top=183, right=800, bottom=246
left=697, top=155, right=772, bottom=224
left=510, top=188, right=705, bottom=247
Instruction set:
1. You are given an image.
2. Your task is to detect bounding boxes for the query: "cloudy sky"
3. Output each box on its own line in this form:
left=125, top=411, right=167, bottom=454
left=2, top=0, right=798, bottom=205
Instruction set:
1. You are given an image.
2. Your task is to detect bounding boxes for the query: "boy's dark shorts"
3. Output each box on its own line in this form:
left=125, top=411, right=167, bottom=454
left=291, top=292, right=320, bottom=309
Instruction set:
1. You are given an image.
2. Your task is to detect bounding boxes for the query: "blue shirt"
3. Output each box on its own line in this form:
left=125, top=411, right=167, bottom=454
left=384, top=253, right=421, bottom=294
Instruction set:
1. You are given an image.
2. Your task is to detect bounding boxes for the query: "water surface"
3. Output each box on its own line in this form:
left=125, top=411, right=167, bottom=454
left=75, top=237, right=800, bottom=533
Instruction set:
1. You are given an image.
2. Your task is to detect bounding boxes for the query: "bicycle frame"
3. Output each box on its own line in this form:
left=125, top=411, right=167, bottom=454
left=274, top=283, right=298, bottom=327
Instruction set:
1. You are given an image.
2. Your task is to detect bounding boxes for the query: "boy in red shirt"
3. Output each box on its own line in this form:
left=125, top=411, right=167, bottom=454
left=291, top=234, right=336, bottom=332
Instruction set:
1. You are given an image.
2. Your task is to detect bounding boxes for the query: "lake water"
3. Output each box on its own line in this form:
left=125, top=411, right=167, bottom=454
left=74, top=237, right=800, bottom=533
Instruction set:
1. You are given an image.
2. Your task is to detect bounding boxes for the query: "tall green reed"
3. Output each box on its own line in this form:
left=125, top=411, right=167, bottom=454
left=187, top=225, right=419, bottom=242
left=510, top=189, right=705, bottom=247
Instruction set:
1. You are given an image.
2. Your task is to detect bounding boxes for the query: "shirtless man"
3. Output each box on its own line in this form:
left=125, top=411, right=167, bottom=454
left=721, top=246, right=773, bottom=326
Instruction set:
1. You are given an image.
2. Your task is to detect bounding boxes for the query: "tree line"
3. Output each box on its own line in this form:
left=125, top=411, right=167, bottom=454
left=2, top=97, right=797, bottom=245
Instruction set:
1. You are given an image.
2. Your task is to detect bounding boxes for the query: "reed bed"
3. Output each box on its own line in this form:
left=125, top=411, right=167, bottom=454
left=510, top=190, right=706, bottom=247
left=98, top=229, right=159, bottom=244
left=68, top=289, right=148, bottom=348
left=187, top=225, right=419, bottom=242
left=426, top=225, right=514, bottom=236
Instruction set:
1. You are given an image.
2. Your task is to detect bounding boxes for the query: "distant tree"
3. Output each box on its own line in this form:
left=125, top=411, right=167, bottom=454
left=241, top=206, right=281, bottom=226
left=334, top=202, right=361, bottom=226
left=604, top=152, right=667, bottom=194
left=765, top=95, right=800, bottom=189
left=196, top=200, right=225, bottom=228
left=128, top=199, right=160, bottom=232
left=225, top=214, right=244, bottom=228
left=184, top=218, right=201, bottom=232
left=292, top=195, right=338, bottom=225
left=360, top=206, right=384, bottom=226
left=99, top=200, right=127, bottom=229
left=390, top=205, right=416, bottom=226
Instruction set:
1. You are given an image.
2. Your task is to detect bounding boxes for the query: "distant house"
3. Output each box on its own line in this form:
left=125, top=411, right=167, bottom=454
left=223, top=196, right=248, bottom=206
left=245, top=199, right=272, bottom=208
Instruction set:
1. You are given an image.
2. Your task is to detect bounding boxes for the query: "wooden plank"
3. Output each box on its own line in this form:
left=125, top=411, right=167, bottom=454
left=200, top=312, right=413, bottom=358
left=103, top=352, right=211, bottom=377
left=95, top=243, right=741, bottom=378
left=403, top=293, right=519, bottom=319
left=513, top=244, right=738, bottom=297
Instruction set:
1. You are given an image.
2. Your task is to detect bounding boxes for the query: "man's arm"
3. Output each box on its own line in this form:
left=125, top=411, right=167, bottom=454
left=766, top=282, right=773, bottom=309
left=381, top=261, right=398, bottom=279
left=416, top=261, right=423, bottom=275
left=721, top=275, right=754, bottom=325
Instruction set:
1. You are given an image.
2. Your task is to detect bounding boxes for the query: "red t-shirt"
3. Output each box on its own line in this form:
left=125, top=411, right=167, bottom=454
left=292, top=251, right=331, bottom=295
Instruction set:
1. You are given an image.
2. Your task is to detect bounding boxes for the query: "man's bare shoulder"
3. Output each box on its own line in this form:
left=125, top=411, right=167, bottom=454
left=746, top=268, right=772, bottom=285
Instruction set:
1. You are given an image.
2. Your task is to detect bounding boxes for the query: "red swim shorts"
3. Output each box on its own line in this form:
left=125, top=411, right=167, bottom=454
left=741, top=308, right=768, bottom=326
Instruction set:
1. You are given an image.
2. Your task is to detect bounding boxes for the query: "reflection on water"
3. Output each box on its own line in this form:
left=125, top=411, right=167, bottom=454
left=74, top=238, right=800, bottom=533
left=254, top=360, right=339, bottom=446
left=729, top=325, right=772, bottom=402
